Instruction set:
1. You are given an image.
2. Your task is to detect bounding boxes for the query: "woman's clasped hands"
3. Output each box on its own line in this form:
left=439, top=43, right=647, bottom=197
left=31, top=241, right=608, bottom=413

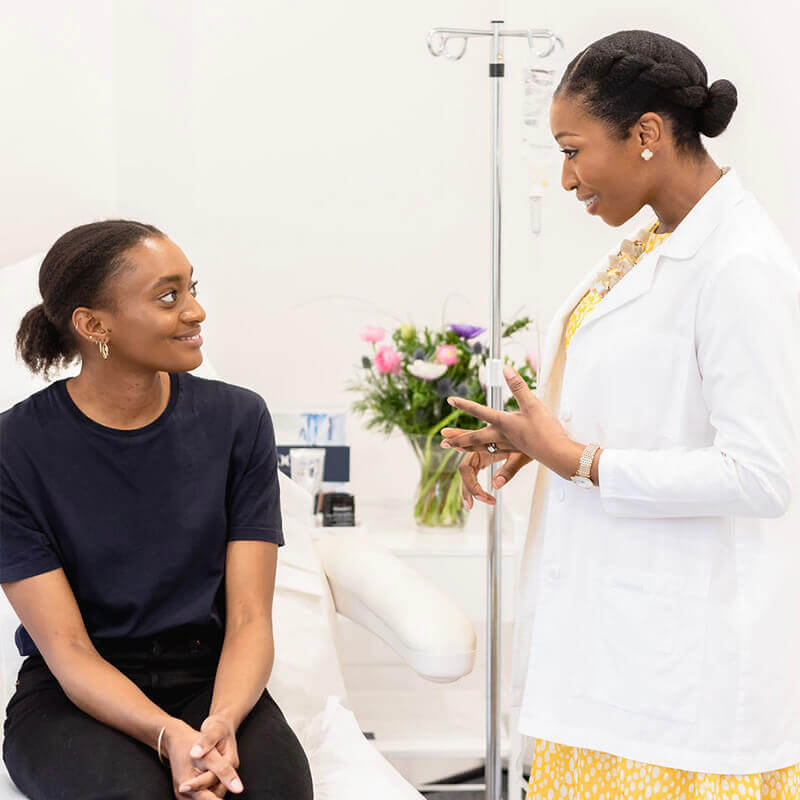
left=165, top=714, right=243, bottom=799
left=441, top=365, right=577, bottom=508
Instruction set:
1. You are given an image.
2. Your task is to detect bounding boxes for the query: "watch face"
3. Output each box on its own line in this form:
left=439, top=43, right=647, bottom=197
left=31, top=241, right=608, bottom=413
left=570, top=475, right=593, bottom=489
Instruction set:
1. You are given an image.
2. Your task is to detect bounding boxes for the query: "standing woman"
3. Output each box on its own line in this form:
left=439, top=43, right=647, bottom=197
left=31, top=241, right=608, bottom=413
left=443, top=30, right=800, bottom=799
left=0, top=221, right=314, bottom=799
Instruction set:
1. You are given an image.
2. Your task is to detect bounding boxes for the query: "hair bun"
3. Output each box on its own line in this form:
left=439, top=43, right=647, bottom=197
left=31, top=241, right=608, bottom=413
left=699, top=79, right=738, bottom=137
left=15, top=302, right=66, bottom=379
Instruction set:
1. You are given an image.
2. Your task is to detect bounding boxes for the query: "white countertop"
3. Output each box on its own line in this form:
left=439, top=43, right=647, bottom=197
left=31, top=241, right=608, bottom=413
left=314, top=497, right=523, bottom=557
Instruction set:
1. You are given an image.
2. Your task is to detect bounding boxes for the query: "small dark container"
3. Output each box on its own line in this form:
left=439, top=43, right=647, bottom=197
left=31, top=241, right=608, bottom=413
left=320, top=492, right=356, bottom=527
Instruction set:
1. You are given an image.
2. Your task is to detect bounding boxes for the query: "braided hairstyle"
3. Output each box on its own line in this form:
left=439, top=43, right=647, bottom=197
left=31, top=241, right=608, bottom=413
left=15, top=220, right=164, bottom=379
left=556, top=30, right=738, bottom=156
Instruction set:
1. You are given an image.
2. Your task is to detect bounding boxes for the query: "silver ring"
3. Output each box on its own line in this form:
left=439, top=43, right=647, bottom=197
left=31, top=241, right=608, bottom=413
left=487, top=442, right=498, bottom=454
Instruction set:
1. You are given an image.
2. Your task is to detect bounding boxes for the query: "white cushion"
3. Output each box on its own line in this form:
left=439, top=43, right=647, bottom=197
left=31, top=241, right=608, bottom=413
left=302, top=697, right=424, bottom=800
left=267, top=474, right=349, bottom=735
left=316, top=533, right=476, bottom=682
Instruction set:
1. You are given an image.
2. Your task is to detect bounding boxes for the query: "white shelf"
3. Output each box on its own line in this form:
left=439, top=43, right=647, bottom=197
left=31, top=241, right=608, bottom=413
left=348, top=688, right=511, bottom=760
left=318, top=497, right=522, bottom=557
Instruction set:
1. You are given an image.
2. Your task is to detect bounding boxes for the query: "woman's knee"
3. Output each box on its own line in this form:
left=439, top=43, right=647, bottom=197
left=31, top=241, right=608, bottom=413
left=3, top=709, right=174, bottom=800
left=237, top=693, right=314, bottom=799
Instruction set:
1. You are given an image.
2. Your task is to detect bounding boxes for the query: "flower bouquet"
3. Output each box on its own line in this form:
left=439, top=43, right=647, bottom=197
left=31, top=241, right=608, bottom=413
left=349, top=318, right=537, bottom=528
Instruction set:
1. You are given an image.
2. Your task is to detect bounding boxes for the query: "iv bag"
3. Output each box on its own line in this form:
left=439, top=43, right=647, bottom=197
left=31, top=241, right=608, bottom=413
left=522, top=66, right=556, bottom=146
left=522, top=45, right=564, bottom=233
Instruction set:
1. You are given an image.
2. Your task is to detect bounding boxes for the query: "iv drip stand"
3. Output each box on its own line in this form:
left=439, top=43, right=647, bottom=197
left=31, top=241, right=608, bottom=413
left=426, top=21, right=563, bottom=800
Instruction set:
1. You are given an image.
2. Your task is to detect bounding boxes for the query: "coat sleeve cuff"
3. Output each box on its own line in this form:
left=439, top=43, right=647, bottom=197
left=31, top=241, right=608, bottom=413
left=597, top=448, right=644, bottom=517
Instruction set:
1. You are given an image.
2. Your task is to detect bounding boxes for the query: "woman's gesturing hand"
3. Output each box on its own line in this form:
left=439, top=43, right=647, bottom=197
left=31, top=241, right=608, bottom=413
left=458, top=450, right=532, bottom=509
left=441, top=365, right=577, bottom=480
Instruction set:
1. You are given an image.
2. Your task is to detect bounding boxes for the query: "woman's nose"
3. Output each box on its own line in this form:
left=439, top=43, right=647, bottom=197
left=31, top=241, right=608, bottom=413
left=561, top=159, right=578, bottom=192
left=182, top=297, right=206, bottom=322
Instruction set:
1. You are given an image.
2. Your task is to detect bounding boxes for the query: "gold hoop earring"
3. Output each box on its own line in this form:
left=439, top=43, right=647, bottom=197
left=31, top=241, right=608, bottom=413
left=98, top=340, right=110, bottom=360
left=641, top=148, right=654, bottom=161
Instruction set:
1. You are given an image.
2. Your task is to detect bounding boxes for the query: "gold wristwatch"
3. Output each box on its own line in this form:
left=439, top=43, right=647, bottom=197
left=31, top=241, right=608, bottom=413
left=570, top=443, right=600, bottom=488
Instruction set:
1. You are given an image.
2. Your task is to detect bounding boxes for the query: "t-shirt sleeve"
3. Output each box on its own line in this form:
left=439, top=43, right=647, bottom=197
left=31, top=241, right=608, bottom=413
left=227, top=402, right=285, bottom=546
left=1, top=464, right=63, bottom=583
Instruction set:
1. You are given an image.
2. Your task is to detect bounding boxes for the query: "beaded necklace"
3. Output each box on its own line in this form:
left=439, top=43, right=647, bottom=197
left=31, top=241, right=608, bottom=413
left=564, top=223, right=671, bottom=352
left=590, top=220, right=671, bottom=297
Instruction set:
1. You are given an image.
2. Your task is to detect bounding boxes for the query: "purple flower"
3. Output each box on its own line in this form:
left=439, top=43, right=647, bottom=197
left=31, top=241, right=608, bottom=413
left=436, top=377, right=454, bottom=398
left=449, top=324, right=486, bottom=340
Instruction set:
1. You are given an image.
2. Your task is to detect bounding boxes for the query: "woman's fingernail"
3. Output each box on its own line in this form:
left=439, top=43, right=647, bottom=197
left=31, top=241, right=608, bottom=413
left=190, top=745, right=202, bottom=757
left=494, top=476, right=506, bottom=487
left=447, top=398, right=455, bottom=406
left=179, top=785, right=192, bottom=793
left=503, top=365, right=515, bottom=378
left=441, top=442, right=451, bottom=449
left=232, top=778, right=244, bottom=792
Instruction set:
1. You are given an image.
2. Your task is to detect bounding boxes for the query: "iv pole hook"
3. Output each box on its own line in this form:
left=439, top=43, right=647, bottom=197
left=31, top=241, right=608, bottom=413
left=426, top=29, right=468, bottom=60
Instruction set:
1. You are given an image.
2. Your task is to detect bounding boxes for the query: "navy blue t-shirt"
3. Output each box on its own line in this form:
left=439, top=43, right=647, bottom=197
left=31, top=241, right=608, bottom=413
left=0, top=373, right=284, bottom=656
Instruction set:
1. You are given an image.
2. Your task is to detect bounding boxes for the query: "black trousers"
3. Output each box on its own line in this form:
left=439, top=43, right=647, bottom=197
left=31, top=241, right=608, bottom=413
left=1, top=624, right=313, bottom=800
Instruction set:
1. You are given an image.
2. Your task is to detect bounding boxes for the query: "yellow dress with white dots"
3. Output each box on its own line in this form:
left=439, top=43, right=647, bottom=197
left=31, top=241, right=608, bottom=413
left=526, top=221, right=800, bottom=799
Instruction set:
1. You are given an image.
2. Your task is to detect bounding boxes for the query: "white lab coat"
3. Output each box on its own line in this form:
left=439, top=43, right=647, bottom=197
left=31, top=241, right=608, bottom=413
left=510, top=168, right=800, bottom=774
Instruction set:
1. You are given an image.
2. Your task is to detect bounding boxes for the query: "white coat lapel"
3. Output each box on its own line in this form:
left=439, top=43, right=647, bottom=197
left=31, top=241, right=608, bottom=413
left=537, top=263, right=599, bottom=390
left=567, top=245, right=660, bottom=347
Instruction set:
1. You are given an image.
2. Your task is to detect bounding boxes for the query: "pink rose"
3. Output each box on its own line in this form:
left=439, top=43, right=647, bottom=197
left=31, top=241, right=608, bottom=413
left=526, top=346, right=540, bottom=373
left=436, top=345, right=458, bottom=366
left=374, top=345, right=402, bottom=374
left=360, top=326, right=385, bottom=343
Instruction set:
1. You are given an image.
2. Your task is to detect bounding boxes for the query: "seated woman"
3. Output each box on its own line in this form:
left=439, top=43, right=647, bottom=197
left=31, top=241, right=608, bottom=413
left=0, top=220, right=314, bottom=799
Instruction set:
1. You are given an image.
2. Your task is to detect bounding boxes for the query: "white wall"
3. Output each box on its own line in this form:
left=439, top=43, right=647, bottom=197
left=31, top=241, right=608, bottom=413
left=0, top=2, right=116, bottom=266
left=2, top=0, right=798, bottom=518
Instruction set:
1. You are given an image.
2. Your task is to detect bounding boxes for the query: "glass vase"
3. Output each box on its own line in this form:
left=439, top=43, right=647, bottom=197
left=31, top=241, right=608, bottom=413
left=407, top=434, right=466, bottom=529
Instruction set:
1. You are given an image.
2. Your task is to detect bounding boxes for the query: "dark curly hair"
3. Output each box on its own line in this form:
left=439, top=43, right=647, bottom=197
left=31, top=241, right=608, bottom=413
left=15, top=220, right=164, bottom=379
left=556, top=30, right=738, bottom=157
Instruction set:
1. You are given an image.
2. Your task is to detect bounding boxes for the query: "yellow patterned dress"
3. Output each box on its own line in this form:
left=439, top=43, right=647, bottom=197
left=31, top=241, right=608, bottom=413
left=526, top=221, right=800, bottom=799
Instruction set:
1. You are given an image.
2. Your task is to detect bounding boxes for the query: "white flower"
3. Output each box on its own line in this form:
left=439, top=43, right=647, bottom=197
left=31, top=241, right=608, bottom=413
left=407, top=360, right=448, bottom=381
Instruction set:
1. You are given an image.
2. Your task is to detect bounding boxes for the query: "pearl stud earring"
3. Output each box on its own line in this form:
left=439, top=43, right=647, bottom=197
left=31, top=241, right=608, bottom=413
left=641, top=148, right=654, bottom=161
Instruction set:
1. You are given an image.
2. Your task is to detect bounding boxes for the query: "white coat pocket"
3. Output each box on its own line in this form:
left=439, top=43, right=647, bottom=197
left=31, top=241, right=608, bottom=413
left=571, top=565, right=710, bottom=725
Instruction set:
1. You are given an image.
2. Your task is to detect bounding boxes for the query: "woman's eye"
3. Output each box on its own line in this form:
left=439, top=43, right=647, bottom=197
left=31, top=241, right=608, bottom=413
left=159, top=281, right=198, bottom=304
left=560, top=148, right=578, bottom=160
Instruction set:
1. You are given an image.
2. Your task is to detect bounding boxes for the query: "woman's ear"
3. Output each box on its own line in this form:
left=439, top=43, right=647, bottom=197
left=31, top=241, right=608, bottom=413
left=636, top=112, right=666, bottom=152
left=73, top=308, right=108, bottom=340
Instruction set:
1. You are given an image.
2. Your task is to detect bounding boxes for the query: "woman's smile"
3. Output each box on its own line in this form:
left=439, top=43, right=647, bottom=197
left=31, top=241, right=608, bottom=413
left=174, top=328, right=203, bottom=347
left=579, top=193, right=600, bottom=214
